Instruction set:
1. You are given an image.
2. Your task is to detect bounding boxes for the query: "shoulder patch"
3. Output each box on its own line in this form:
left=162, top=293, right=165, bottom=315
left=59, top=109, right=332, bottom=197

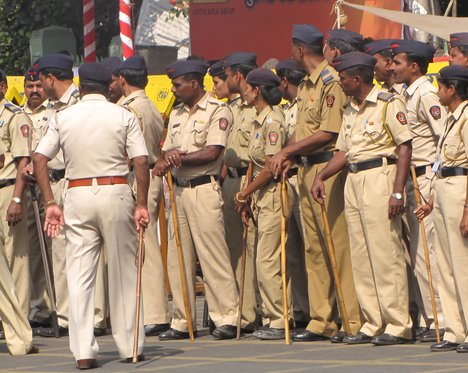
left=268, top=131, right=279, bottom=145
left=320, top=69, right=334, bottom=85
left=396, top=111, right=408, bottom=125
left=429, top=105, right=441, bottom=120
left=326, top=94, right=335, bottom=108
left=377, top=92, right=395, bottom=102
left=4, top=102, right=22, bottom=114
left=20, top=124, right=30, bottom=137
left=219, top=118, right=228, bottom=131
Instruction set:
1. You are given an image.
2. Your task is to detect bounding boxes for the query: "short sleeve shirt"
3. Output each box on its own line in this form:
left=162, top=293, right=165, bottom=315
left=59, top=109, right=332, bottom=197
left=23, top=100, right=49, bottom=150
left=162, top=92, right=232, bottom=178
left=336, top=86, right=412, bottom=162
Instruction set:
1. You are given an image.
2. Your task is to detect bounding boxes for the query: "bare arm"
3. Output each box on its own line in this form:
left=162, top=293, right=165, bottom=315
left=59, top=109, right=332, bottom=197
left=7, top=156, right=30, bottom=225
left=389, top=141, right=412, bottom=219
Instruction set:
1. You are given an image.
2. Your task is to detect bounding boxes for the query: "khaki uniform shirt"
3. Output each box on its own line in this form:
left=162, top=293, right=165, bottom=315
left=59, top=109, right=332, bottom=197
left=0, top=99, right=31, bottom=180
left=295, top=59, right=346, bottom=154
left=283, top=98, right=298, bottom=139
left=36, top=94, right=148, bottom=180
left=437, top=102, right=468, bottom=168
left=162, top=92, right=232, bottom=179
left=224, top=98, right=256, bottom=168
left=336, top=86, right=412, bottom=162
left=249, top=106, right=285, bottom=176
left=121, top=90, right=164, bottom=165
left=23, top=100, right=49, bottom=150
left=381, top=83, right=405, bottom=96
left=404, top=76, right=446, bottom=166
left=40, top=83, right=80, bottom=170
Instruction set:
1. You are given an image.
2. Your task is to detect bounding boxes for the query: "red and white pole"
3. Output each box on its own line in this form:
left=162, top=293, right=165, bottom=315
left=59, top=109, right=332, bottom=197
left=119, top=0, right=134, bottom=60
left=83, top=0, right=96, bottom=62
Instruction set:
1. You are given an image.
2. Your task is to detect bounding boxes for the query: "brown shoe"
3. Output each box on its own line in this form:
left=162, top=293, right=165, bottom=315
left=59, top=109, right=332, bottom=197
left=125, top=354, right=145, bottom=363
left=76, top=359, right=98, bottom=370
left=27, top=345, right=39, bottom=354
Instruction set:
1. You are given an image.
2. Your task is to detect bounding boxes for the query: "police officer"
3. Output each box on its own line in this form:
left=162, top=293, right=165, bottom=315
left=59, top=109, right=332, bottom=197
left=154, top=59, right=239, bottom=340
left=275, top=58, right=309, bottom=326
left=221, top=52, right=259, bottom=331
left=449, top=33, right=468, bottom=67
left=101, top=56, right=124, bottom=104
left=209, top=61, right=240, bottom=104
left=271, top=24, right=362, bottom=343
left=0, top=68, right=32, bottom=323
left=312, top=51, right=413, bottom=345
left=118, top=55, right=170, bottom=337
left=391, top=40, right=446, bottom=342
left=33, top=62, right=149, bottom=369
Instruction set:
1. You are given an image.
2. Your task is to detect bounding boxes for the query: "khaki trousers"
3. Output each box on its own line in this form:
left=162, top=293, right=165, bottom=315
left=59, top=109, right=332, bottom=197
left=222, top=175, right=257, bottom=329
left=344, top=165, right=412, bottom=339
left=1, top=184, right=30, bottom=318
left=433, top=177, right=468, bottom=343
left=167, top=180, right=238, bottom=332
left=405, top=173, right=443, bottom=329
left=299, top=164, right=362, bottom=336
left=64, top=183, right=144, bottom=360
left=0, top=246, right=33, bottom=355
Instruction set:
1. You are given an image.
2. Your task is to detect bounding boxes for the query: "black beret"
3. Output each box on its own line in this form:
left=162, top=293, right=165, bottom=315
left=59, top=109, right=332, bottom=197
left=101, top=56, right=122, bottom=75
left=24, top=63, right=40, bottom=81
left=78, top=62, right=112, bottom=85
left=439, top=65, right=468, bottom=81
left=37, top=54, right=73, bottom=72
left=325, top=29, right=363, bottom=44
left=223, top=52, right=257, bottom=68
left=450, top=32, right=468, bottom=48
left=333, top=51, right=376, bottom=72
left=364, top=39, right=397, bottom=55
left=209, top=61, right=225, bottom=77
left=246, top=68, right=281, bottom=87
left=292, top=24, right=323, bottom=45
left=119, top=55, right=147, bottom=71
left=165, top=59, right=208, bottom=79
left=391, top=40, right=435, bottom=60
left=275, top=58, right=305, bottom=74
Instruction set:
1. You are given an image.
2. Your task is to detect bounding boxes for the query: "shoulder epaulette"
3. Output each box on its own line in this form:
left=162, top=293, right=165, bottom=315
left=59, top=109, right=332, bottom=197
left=4, top=102, right=22, bottom=114
left=123, top=97, right=137, bottom=107
left=71, top=89, right=80, bottom=99
left=377, top=92, right=395, bottom=102
left=320, top=69, right=334, bottom=85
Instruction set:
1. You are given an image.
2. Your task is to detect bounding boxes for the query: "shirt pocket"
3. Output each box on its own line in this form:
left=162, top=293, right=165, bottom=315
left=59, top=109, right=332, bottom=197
left=443, top=136, right=464, bottom=161
left=169, top=124, right=182, bottom=145
left=363, top=120, right=387, bottom=143
left=191, top=121, right=209, bottom=147
left=239, top=120, right=251, bottom=146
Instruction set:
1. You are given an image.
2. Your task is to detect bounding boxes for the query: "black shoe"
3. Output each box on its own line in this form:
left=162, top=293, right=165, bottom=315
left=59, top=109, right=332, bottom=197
left=457, top=343, right=468, bottom=353
left=0, top=330, right=4, bottom=340
left=431, top=340, right=459, bottom=352
left=420, top=328, right=444, bottom=343
left=159, top=328, right=196, bottom=341
left=344, top=332, right=373, bottom=345
left=93, top=328, right=107, bottom=337
left=253, top=327, right=285, bottom=340
left=292, top=330, right=326, bottom=342
left=36, top=326, right=68, bottom=338
left=330, top=331, right=347, bottom=344
left=76, top=359, right=98, bottom=370
left=294, top=320, right=309, bottom=328
left=212, top=325, right=236, bottom=340
left=371, top=333, right=406, bottom=346
left=124, top=354, right=145, bottom=363
left=29, top=320, right=49, bottom=328
left=144, top=323, right=170, bottom=336
left=413, top=326, right=429, bottom=340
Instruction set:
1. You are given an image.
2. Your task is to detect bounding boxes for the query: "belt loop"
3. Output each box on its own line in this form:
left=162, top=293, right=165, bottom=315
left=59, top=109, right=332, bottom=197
left=109, top=176, right=115, bottom=185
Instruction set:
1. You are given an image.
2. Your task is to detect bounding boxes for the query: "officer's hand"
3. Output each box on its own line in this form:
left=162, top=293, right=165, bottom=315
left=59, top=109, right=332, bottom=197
left=311, top=177, right=326, bottom=205
left=6, top=201, right=22, bottom=226
left=388, top=197, right=405, bottom=219
left=460, top=209, right=468, bottom=238
left=44, top=204, right=64, bottom=238
left=23, top=162, right=36, bottom=182
left=234, top=191, right=247, bottom=213
left=240, top=207, right=251, bottom=226
left=270, top=150, right=288, bottom=179
left=0, top=154, right=5, bottom=169
left=134, top=206, right=150, bottom=231
left=414, top=204, right=432, bottom=222
left=165, top=149, right=188, bottom=168
left=152, top=160, right=169, bottom=177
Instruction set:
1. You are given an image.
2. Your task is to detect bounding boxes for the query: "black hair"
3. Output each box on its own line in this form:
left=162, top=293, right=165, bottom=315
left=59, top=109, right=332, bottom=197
left=379, top=49, right=394, bottom=59
left=344, top=65, right=375, bottom=84
left=276, top=68, right=306, bottom=86
left=405, top=52, right=430, bottom=75
left=40, top=67, right=73, bottom=81
left=292, top=38, right=323, bottom=56
left=249, top=83, right=282, bottom=106
left=182, top=72, right=205, bottom=88
left=213, top=71, right=227, bottom=81
left=438, top=78, right=468, bottom=101
left=0, top=69, right=6, bottom=84
left=118, top=68, right=148, bottom=89
left=357, top=37, right=374, bottom=52
left=230, top=63, right=256, bottom=78
left=460, top=45, right=468, bottom=57
left=328, top=38, right=357, bottom=54
left=80, top=82, right=108, bottom=96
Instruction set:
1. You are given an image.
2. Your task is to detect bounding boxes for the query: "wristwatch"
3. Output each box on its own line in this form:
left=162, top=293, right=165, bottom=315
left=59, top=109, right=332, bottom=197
left=11, top=197, right=21, bottom=204
left=391, top=192, right=403, bottom=201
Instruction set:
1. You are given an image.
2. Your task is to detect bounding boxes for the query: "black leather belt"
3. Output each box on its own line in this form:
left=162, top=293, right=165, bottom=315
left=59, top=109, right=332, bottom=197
left=0, top=179, right=16, bottom=189
left=227, top=167, right=248, bottom=179
left=288, top=168, right=298, bottom=177
left=437, top=166, right=468, bottom=178
left=348, top=157, right=397, bottom=174
left=297, top=152, right=334, bottom=167
left=413, top=165, right=432, bottom=178
left=175, top=175, right=218, bottom=188
left=48, top=169, right=65, bottom=182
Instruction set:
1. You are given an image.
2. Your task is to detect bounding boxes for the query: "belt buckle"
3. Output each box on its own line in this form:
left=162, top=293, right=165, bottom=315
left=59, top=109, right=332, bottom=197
left=348, top=162, right=358, bottom=174
left=436, top=169, right=442, bottom=179
left=177, top=178, right=190, bottom=187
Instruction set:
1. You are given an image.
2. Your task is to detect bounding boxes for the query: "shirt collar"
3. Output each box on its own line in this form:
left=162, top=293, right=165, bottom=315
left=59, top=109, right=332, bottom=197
left=405, top=76, right=428, bottom=97
left=124, top=90, right=146, bottom=103
left=449, top=101, right=468, bottom=122
left=182, top=91, right=211, bottom=112
left=255, top=105, right=273, bottom=125
left=350, top=85, right=380, bottom=110
left=308, top=59, right=330, bottom=85
left=59, top=82, right=79, bottom=105
left=81, top=94, right=107, bottom=101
